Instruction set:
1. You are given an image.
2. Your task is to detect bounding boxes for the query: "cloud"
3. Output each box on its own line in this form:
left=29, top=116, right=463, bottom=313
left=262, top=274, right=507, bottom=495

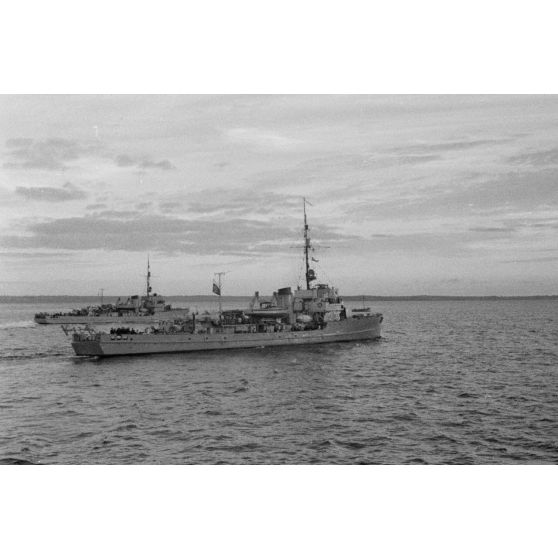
left=338, top=166, right=558, bottom=223
left=159, top=201, right=183, bottom=213
left=115, top=154, right=175, bottom=170
left=86, top=203, right=107, bottom=210
left=140, top=158, right=174, bottom=170
left=327, top=231, right=472, bottom=257
left=503, top=255, right=558, bottom=263
left=248, top=150, right=444, bottom=194
left=115, top=154, right=136, bottom=167
left=508, top=147, right=558, bottom=167
left=469, top=226, right=516, bottom=233
left=3, top=137, right=175, bottom=172
left=6, top=138, right=34, bottom=148
left=92, top=210, right=141, bottom=218
left=184, top=189, right=301, bottom=216
left=3, top=138, right=101, bottom=170
left=491, top=217, right=558, bottom=231
left=391, top=138, right=510, bottom=155
left=0, top=251, right=73, bottom=259
left=0, top=212, right=354, bottom=256
left=225, top=128, right=303, bottom=150
left=451, top=169, right=558, bottom=213
left=15, top=182, right=87, bottom=202
left=395, top=154, right=441, bottom=165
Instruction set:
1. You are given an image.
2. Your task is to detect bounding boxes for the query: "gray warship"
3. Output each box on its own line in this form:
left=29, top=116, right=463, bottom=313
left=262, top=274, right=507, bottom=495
left=69, top=201, right=383, bottom=357
left=35, top=260, right=189, bottom=325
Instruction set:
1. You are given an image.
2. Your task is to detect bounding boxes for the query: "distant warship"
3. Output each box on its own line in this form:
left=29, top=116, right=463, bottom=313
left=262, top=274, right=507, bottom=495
left=35, top=260, right=189, bottom=325
left=69, top=200, right=383, bottom=357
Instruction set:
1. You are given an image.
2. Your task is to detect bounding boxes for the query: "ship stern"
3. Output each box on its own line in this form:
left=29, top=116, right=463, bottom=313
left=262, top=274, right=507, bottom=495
left=71, top=332, right=104, bottom=356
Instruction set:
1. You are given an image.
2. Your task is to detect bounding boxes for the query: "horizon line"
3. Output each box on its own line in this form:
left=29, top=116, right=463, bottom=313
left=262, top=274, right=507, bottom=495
left=2, top=294, right=558, bottom=300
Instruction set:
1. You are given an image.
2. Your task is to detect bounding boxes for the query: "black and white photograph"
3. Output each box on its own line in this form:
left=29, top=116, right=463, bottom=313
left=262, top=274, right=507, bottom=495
left=0, top=2, right=555, bottom=557
left=1, top=93, right=557, bottom=466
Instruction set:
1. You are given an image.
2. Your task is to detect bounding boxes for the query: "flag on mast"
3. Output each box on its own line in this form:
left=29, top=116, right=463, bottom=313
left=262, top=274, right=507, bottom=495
left=212, top=282, right=221, bottom=296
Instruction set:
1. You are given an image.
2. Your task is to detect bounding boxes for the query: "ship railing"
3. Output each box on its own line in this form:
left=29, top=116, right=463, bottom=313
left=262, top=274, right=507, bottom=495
left=61, top=324, right=98, bottom=339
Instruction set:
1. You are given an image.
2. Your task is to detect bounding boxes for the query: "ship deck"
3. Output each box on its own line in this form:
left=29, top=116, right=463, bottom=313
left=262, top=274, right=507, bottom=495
left=71, top=314, right=383, bottom=357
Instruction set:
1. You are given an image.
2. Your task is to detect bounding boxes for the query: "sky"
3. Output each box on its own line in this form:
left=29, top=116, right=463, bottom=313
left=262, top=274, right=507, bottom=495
left=1, top=94, right=557, bottom=296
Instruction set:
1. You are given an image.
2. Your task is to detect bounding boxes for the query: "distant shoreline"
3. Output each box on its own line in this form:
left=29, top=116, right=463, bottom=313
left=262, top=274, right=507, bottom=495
left=2, top=294, right=558, bottom=303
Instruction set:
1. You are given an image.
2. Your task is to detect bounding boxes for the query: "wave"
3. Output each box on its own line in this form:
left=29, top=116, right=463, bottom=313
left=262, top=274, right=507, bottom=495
left=0, top=351, right=67, bottom=361
left=0, top=320, right=37, bottom=330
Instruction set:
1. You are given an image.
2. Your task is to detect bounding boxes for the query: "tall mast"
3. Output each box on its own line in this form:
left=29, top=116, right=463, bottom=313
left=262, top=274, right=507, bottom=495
left=303, top=198, right=312, bottom=289
left=146, top=255, right=151, bottom=298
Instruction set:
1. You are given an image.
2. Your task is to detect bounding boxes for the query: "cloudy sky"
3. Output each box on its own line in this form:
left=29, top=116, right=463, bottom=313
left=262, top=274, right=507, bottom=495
left=1, top=94, right=557, bottom=296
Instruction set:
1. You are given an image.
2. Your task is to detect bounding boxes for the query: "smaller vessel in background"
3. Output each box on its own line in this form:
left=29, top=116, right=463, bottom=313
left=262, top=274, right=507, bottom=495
left=34, top=259, right=189, bottom=325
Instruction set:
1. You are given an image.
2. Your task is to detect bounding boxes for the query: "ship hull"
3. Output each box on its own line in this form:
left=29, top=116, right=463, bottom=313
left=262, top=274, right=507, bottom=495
left=35, top=310, right=190, bottom=325
left=71, top=314, right=382, bottom=357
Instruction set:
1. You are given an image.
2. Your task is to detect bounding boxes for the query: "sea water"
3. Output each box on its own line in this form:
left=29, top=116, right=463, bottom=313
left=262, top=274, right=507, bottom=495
left=0, top=298, right=556, bottom=464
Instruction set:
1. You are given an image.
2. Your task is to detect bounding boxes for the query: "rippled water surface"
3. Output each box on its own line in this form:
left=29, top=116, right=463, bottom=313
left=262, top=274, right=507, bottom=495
left=0, top=299, right=556, bottom=464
